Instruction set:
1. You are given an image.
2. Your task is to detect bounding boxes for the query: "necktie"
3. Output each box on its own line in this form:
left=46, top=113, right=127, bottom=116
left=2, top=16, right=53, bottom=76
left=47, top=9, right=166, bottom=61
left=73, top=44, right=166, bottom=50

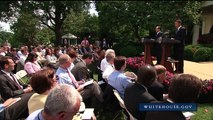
left=66, top=69, right=79, bottom=89
left=10, top=73, right=22, bottom=89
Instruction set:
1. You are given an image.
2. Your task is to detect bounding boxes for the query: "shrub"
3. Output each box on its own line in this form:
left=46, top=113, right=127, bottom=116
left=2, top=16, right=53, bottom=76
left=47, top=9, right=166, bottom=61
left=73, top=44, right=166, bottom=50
left=120, top=45, right=138, bottom=57
left=184, top=45, right=202, bottom=61
left=209, top=48, right=213, bottom=61
left=184, top=46, right=195, bottom=61
left=193, top=47, right=212, bottom=62
left=112, top=43, right=122, bottom=56
left=197, top=33, right=213, bottom=44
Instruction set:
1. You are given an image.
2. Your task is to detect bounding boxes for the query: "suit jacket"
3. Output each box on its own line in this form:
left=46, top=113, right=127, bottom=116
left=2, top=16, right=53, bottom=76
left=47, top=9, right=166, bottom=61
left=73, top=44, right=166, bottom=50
left=148, top=80, right=164, bottom=101
left=124, top=82, right=157, bottom=120
left=174, top=26, right=186, bottom=46
left=145, top=101, right=185, bottom=120
left=0, top=71, right=24, bottom=100
left=155, top=31, right=163, bottom=40
left=71, top=60, right=90, bottom=81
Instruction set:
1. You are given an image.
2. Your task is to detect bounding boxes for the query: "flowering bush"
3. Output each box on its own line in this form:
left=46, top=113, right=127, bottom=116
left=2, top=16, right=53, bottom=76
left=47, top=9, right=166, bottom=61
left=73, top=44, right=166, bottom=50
left=197, top=79, right=213, bottom=103
left=126, top=56, right=145, bottom=73
left=126, top=56, right=213, bottom=103
left=197, top=33, right=213, bottom=44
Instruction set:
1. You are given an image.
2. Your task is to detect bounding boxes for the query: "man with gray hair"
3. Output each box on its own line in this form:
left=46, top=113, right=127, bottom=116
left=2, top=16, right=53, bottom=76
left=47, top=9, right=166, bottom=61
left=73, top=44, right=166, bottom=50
left=102, top=52, right=115, bottom=80
left=100, top=49, right=115, bottom=72
left=26, top=84, right=82, bottom=120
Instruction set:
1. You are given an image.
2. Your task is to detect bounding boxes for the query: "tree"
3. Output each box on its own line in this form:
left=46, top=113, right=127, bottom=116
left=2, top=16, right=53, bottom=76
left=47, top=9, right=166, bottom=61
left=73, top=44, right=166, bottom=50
left=95, top=1, right=202, bottom=43
left=0, top=31, right=13, bottom=46
left=0, top=1, right=90, bottom=46
left=63, top=10, right=99, bottom=43
left=11, top=11, right=40, bottom=46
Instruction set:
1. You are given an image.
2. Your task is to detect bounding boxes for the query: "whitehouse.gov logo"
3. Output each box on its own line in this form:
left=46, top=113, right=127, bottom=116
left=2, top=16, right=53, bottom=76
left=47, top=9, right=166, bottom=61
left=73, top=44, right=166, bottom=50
left=139, top=103, right=197, bottom=111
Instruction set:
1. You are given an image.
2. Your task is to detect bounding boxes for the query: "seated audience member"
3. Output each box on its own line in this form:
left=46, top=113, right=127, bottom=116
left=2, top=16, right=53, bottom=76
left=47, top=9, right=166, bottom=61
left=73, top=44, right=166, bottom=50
left=0, top=56, right=32, bottom=100
left=102, top=52, right=115, bottom=81
left=24, top=52, right=42, bottom=75
left=57, top=54, right=103, bottom=108
left=0, top=93, right=32, bottom=120
left=45, top=48, right=58, bottom=64
left=18, top=47, right=28, bottom=66
left=148, top=65, right=167, bottom=101
left=26, top=84, right=82, bottom=120
left=28, top=68, right=58, bottom=114
left=108, top=56, right=133, bottom=99
left=124, top=65, right=157, bottom=120
left=6, top=48, right=19, bottom=73
left=145, top=74, right=202, bottom=120
left=100, top=49, right=115, bottom=72
left=66, top=47, right=78, bottom=69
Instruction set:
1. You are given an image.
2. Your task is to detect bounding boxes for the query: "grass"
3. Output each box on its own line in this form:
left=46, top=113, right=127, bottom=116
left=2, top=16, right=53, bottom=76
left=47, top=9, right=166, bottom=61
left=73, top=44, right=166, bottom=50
left=192, top=103, right=213, bottom=120
left=95, top=103, right=213, bottom=120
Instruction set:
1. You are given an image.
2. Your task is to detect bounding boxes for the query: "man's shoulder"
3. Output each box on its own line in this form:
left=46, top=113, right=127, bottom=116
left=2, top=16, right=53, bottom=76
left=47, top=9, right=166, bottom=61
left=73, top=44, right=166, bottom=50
left=26, top=109, right=43, bottom=120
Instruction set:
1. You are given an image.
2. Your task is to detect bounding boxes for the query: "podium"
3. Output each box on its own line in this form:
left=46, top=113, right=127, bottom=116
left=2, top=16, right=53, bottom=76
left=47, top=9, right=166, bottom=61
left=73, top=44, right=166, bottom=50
left=141, top=38, right=156, bottom=65
left=160, top=38, right=180, bottom=73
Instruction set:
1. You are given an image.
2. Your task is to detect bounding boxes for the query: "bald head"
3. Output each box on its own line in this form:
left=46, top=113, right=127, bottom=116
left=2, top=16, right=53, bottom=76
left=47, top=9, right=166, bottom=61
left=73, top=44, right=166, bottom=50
left=154, top=65, right=166, bottom=75
left=137, top=65, right=157, bottom=87
left=58, top=54, right=70, bottom=65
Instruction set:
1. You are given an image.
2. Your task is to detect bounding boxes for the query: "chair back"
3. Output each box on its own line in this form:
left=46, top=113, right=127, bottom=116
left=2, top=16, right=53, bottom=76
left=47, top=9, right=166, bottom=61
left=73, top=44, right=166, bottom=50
left=113, top=89, right=137, bottom=120
left=15, top=70, right=29, bottom=85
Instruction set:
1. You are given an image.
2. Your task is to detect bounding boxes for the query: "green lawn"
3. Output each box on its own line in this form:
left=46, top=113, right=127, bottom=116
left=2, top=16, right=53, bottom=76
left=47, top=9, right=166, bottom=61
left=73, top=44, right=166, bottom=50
left=192, top=103, right=213, bottom=120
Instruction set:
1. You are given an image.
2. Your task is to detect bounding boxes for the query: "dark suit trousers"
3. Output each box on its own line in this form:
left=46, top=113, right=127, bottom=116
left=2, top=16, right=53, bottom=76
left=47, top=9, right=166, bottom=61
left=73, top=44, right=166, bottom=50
left=80, top=82, right=103, bottom=108
left=3, top=93, right=33, bottom=120
left=173, top=44, right=184, bottom=73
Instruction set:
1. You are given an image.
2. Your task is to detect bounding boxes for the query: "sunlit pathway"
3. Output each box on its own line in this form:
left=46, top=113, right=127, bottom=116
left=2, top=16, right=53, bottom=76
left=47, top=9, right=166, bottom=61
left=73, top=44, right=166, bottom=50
left=184, top=60, right=213, bottom=80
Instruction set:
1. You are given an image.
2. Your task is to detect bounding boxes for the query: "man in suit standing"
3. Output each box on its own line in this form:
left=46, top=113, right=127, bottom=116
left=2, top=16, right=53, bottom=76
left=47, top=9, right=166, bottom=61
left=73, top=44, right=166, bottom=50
left=0, top=56, right=32, bottom=100
left=154, top=26, right=163, bottom=65
left=173, top=19, right=186, bottom=73
left=124, top=65, right=157, bottom=120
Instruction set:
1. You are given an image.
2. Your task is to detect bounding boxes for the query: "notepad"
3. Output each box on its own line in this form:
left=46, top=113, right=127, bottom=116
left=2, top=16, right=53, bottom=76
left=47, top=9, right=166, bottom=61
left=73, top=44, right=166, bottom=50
left=82, top=80, right=94, bottom=87
left=81, top=108, right=94, bottom=120
left=183, top=112, right=195, bottom=118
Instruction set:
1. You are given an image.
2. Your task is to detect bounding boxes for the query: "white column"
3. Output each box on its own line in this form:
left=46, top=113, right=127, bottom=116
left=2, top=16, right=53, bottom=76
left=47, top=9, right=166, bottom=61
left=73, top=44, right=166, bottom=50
left=192, top=24, right=200, bottom=45
left=202, top=17, right=206, bottom=35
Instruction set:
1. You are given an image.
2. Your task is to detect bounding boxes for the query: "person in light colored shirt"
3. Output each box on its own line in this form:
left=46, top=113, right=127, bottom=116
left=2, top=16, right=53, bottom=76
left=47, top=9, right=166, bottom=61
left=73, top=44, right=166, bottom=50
left=108, top=56, right=133, bottom=99
left=100, top=49, right=115, bottom=72
left=24, top=53, right=42, bottom=75
left=26, top=84, right=82, bottom=120
left=28, top=68, right=58, bottom=114
left=102, top=52, right=115, bottom=81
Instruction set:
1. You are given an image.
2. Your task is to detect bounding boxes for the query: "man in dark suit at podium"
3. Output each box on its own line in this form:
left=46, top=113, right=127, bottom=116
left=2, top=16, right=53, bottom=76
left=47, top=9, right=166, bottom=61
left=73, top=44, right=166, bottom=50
left=172, top=19, right=186, bottom=73
left=154, top=26, right=163, bottom=65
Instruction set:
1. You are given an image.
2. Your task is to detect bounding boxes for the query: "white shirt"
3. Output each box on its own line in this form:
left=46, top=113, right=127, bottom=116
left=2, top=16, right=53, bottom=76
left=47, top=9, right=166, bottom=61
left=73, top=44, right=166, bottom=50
left=102, top=63, right=114, bottom=81
left=100, top=58, right=108, bottom=72
left=19, top=55, right=27, bottom=66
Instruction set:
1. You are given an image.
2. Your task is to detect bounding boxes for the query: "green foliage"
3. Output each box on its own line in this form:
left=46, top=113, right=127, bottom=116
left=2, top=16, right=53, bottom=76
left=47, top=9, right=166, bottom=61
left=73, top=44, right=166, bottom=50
left=120, top=45, right=138, bottom=57
left=184, top=44, right=213, bottom=62
left=191, top=103, right=213, bottom=120
left=209, top=49, right=213, bottom=61
left=96, top=1, right=202, bottom=43
left=184, top=45, right=201, bottom=60
left=183, top=1, right=202, bottom=24
left=35, top=28, right=55, bottom=45
left=112, top=43, right=122, bottom=56
left=193, top=47, right=212, bottom=62
left=0, top=1, right=90, bottom=46
left=11, top=12, right=40, bottom=46
left=0, top=31, right=13, bottom=46
left=63, top=11, right=99, bottom=43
